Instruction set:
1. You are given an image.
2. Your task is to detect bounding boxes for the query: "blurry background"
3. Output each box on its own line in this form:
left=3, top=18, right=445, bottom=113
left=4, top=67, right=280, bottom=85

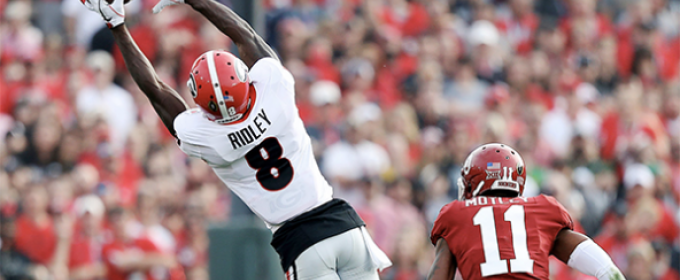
left=1, top=0, right=680, bottom=279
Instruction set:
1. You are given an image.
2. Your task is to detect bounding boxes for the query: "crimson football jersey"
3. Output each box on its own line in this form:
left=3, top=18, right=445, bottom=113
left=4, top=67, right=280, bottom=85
left=431, top=195, right=573, bottom=280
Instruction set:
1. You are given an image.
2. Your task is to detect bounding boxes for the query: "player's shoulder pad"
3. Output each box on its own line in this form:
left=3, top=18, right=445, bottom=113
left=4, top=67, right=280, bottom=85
left=173, top=108, right=204, bottom=143
left=250, top=57, right=294, bottom=86
left=250, top=58, right=284, bottom=78
left=437, top=200, right=465, bottom=218
left=431, top=200, right=463, bottom=245
left=538, top=194, right=562, bottom=208
left=537, top=194, right=574, bottom=226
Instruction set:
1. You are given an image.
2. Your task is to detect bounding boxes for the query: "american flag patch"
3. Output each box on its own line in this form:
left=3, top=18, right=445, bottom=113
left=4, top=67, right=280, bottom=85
left=487, top=162, right=501, bottom=169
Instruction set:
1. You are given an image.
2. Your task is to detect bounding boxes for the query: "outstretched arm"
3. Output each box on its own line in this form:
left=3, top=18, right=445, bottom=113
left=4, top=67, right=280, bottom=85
left=427, top=238, right=457, bottom=280
left=111, top=25, right=188, bottom=136
left=188, top=0, right=277, bottom=67
left=552, top=229, right=625, bottom=280
left=154, top=0, right=277, bottom=68
left=80, top=0, right=189, bottom=136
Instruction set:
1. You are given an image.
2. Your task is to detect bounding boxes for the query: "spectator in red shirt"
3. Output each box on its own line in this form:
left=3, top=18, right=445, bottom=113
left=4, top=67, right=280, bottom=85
left=101, top=207, right=176, bottom=280
left=623, top=164, right=679, bottom=244
left=373, top=0, right=430, bottom=37
left=595, top=202, right=635, bottom=271
left=176, top=212, right=208, bottom=277
left=624, top=240, right=678, bottom=280
left=0, top=1, right=44, bottom=62
left=14, top=184, right=57, bottom=265
left=559, top=0, right=613, bottom=50
left=68, top=195, right=107, bottom=280
left=652, top=241, right=680, bottom=280
left=599, top=80, right=669, bottom=161
left=626, top=241, right=653, bottom=280
left=616, top=15, right=679, bottom=81
left=0, top=216, right=44, bottom=280
left=495, top=0, right=539, bottom=54
left=305, top=37, right=341, bottom=85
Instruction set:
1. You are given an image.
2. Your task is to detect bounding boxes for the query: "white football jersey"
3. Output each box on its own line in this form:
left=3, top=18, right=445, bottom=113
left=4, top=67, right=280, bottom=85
left=174, top=58, right=333, bottom=228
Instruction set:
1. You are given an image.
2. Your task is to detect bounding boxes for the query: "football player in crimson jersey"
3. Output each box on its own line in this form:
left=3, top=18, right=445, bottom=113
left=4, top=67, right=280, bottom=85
left=78, top=0, right=391, bottom=278
left=428, top=143, right=625, bottom=280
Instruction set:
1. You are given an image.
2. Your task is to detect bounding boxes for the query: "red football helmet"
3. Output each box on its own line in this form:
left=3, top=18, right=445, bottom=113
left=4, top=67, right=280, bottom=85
left=458, top=143, right=526, bottom=200
left=187, top=50, right=255, bottom=124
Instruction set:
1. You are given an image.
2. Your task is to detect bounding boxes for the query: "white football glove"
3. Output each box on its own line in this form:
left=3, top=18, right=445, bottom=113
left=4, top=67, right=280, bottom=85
left=152, top=0, right=184, bottom=14
left=81, top=0, right=125, bottom=28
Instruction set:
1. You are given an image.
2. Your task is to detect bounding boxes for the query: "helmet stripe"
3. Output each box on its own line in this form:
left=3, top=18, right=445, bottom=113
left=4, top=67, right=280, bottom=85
left=472, top=181, right=485, bottom=197
left=205, top=51, right=230, bottom=119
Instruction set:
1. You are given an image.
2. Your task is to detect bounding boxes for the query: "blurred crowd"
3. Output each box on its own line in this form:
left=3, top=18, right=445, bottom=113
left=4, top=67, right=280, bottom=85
left=1, top=0, right=680, bottom=279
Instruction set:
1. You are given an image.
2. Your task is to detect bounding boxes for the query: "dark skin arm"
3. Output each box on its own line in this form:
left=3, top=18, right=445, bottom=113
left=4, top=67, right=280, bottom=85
left=550, top=228, right=590, bottom=263
left=185, top=0, right=278, bottom=68
left=110, top=25, right=189, bottom=137
left=427, top=238, right=457, bottom=280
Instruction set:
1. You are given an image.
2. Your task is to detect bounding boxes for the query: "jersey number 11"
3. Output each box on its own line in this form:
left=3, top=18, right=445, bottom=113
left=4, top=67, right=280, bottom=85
left=473, top=205, right=535, bottom=277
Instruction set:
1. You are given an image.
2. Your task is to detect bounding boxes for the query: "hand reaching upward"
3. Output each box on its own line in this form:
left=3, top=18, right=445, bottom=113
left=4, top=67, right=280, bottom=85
left=75, top=0, right=188, bottom=137
left=80, top=0, right=125, bottom=28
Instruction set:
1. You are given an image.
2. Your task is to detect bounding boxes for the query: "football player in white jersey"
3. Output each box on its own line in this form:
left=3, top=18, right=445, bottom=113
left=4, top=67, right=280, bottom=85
left=79, top=0, right=391, bottom=278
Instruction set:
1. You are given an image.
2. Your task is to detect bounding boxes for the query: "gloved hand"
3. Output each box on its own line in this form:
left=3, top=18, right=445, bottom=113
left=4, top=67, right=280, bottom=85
left=81, top=0, right=125, bottom=28
left=152, top=0, right=184, bottom=14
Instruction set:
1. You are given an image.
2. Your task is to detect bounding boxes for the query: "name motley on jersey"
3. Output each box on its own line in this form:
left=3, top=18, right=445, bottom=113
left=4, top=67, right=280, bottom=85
left=228, top=109, right=271, bottom=149
left=465, top=196, right=528, bottom=207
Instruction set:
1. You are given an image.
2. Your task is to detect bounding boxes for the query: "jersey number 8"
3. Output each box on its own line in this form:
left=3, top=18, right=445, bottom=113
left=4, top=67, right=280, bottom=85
left=245, top=137, right=294, bottom=191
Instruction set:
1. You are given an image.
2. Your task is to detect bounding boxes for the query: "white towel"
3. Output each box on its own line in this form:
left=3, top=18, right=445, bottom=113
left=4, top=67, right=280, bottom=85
left=359, top=226, right=393, bottom=271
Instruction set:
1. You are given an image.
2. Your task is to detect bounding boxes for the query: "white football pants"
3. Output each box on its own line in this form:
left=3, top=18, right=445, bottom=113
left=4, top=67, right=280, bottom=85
left=284, top=227, right=392, bottom=280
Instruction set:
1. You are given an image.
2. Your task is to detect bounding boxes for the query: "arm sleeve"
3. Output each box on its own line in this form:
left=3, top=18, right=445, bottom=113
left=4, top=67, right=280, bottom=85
left=567, top=239, right=625, bottom=280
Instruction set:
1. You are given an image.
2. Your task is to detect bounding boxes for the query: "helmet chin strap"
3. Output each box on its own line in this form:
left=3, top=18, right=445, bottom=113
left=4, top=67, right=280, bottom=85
left=457, top=178, right=485, bottom=201
left=471, top=181, right=485, bottom=197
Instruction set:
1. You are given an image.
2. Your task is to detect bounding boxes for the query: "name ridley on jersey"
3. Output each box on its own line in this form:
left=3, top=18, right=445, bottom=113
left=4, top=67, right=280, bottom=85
left=227, top=108, right=271, bottom=149
left=173, top=57, right=333, bottom=229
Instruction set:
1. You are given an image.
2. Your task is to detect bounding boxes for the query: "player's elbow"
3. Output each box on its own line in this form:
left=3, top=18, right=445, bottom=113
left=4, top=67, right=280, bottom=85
left=243, top=26, right=258, bottom=40
left=136, top=79, right=162, bottom=95
left=137, top=78, right=175, bottom=105
left=428, top=238, right=456, bottom=280
left=234, top=28, right=258, bottom=48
